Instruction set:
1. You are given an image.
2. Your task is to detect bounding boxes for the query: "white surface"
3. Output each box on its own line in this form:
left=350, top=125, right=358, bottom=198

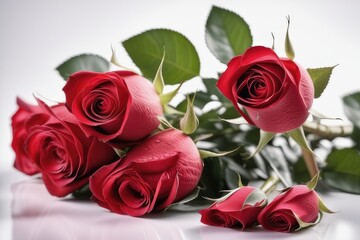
left=1, top=0, right=360, bottom=239
left=1, top=170, right=360, bottom=240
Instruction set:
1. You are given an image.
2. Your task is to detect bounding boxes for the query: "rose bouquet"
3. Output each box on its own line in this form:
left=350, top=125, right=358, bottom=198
left=11, top=5, right=360, bottom=233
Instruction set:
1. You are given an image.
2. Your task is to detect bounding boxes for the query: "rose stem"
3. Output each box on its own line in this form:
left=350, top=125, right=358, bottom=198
left=301, top=148, right=319, bottom=178
left=260, top=172, right=280, bottom=195
left=302, top=121, right=353, bottom=139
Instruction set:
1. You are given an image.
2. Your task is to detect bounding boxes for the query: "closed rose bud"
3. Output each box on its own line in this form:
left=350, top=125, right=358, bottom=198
left=199, top=186, right=267, bottom=229
left=217, top=46, right=314, bottom=133
left=63, top=70, right=163, bottom=146
left=89, top=129, right=203, bottom=217
left=257, top=185, right=320, bottom=232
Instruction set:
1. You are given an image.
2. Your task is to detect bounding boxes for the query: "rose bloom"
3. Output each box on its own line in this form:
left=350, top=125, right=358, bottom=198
left=257, top=185, right=320, bottom=232
left=11, top=97, right=45, bottom=175
left=26, top=100, right=118, bottom=197
left=217, top=46, right=314, bottom=133
left=199, top=186, right=266, bottom=229
left=89, top=129, right=203, bottom=217
left=63, top=70, right=163, bottom=146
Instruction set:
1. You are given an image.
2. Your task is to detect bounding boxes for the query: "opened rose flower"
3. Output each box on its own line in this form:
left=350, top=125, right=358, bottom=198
left=63, top=70, right=163, bottom=146
left=25, top=99, right=118, bottom=197
left=199, top=186, right=267, bottom=229
left=257, top=185, right=320, bottom=232
left=217, top=46, right=314, bottom=133
left=11, top=97, right=43, bottom=175
left=90, top=129, right=203, bottom=217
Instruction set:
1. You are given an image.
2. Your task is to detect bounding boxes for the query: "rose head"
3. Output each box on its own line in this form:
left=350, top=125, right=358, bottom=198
left=26, top=100, right=118, bottom=197
left=257, top=185, right=320, bottom=232
left=217, top=46, right=314, bottom=133
left=89, top=129, right=203, bottom=217
left=11, top=97, right=45, bottom=175
left=63, top=70, right=163, bottom=146
left=199, top=186, right=267, bottom=229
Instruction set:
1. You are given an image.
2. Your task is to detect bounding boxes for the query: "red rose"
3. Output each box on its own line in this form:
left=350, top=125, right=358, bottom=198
left=26, top=100, right=117, bottom=197
left=199, top=186, right=267, bottom=229
left=89, top=129, right=203, bottom=217
left=11, top=97, right=45, bottom=175
left=257, top=185, right=320, bottom=232
left=217, top=46, right=314, bottom=133
left=63, top=71, right=163, bottom=146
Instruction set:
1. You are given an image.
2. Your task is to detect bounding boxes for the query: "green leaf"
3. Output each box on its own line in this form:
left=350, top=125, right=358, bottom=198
left=202, top=78, right=229, bottom=104
left=165, top=187, right=200, bottom=211
left=219, top=116, right=248, bottom=125
left=343, top=92, right=360, bottom=129
left=307, top=66, right=337, bottom=98
left=180, top=94, right=199, bottom=134
left=123, top=29, right=200, bottom=84
left=322, top=148, right=360, bottom=194
left=285, top=15, right=295, bottom=60
left=205, top=6, right=252, bottom=64
left=56, top=54, right=110, bottom=80
left=72, top=184, right=92, bottom=200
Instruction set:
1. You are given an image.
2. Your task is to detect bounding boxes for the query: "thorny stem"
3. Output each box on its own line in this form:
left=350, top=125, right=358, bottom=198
left=260, top=172, right=280, bottom=195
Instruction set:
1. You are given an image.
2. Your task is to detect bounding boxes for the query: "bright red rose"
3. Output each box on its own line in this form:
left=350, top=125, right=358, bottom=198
left=199, top=186, right=267, bottom=229
left=89, top=129, right=203, bottom=217
left=11, top=97, right=45, bottom=175
left=63, top=71, right=163, bottom=146
left=257, top=185, right=320, bottom=232
left=26, top=100, right=118, bottom=197
left=217, top=46, right=314, bottom=133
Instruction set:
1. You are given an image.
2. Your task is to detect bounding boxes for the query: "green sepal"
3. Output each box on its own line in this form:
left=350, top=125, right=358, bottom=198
left=287, top=127, right=313, bottom=154
left=180, top=94, right=199, bottom=135
left=241, top=188, right=267, bottom=210
left=153, top=49, right=166, bottom=95
left=114, top=148, right=127, bottom=157
left=165, top=187, right=200, bottom=211
left=157, top=116, right=175, bottom=130
left=237, top=172, right=243, bottom=188
left=285, top=15, right=295, bottom=60
left=163, top=105, right=184, bottom=115
left=199, top=147, right=240, bottom=159
left=110, top=45, right=135, bottom=72
left=246, top=131, right=276, bottom=159
left=160, top=82, right=183, bottom=105
left=72, top=184, right=92, bottom=200
left=309, top=109, right=342, bottom=122
left=294, top=212, right=321, bottom=231
left=318, top=195, right=335, bottom=214
left=271, top=32, right=275, bottom=50
left=219, top=116, right=248, bottom=125
left=307, top=172, right=320, bottom=190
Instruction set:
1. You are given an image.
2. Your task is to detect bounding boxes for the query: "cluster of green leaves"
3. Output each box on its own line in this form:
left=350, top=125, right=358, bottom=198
left=56, top=5, right=360, bottom=204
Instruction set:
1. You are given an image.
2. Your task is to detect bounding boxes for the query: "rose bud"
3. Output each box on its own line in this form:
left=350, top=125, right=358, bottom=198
left=26, top=99, right=118, bottom=197
left=63, top=71, right=163, bottom=146
left=89, top=129, right=203, bottom=217
left=257, top=185, right=321, bottom=232
left=217, top=46, right=314, bottom=133
left=11, top=97, right=45, bottom=175
left=199, top=186, right=267, bottom=229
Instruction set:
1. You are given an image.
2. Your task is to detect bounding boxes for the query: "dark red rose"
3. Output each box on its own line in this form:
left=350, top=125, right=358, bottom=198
left=90, top=129, right=203, bottom=217
left=257, top=185, right=320, bottom=232
left=26, top=99, right=117, bottom=197
left=63, top=71, right=163, bottom=146
left=11, top=97, right=45, bottom=175
left=199, top=186, right=267, bottom=229
left=217, top=46, right=314, bottom=133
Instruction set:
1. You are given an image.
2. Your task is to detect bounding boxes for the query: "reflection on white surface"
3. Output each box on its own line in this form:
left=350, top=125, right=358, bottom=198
left=8, top=176, right=360, bottom=240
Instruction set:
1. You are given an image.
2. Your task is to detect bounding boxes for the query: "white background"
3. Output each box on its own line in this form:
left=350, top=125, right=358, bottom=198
left=1, top=0, right=360, bottom=171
